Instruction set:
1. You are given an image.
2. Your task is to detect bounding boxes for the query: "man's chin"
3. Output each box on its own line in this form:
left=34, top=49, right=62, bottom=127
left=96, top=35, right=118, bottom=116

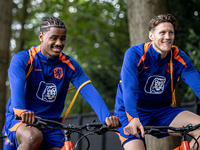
left=161, top=46, right=172, bottom=52
left=50, top=53, right=60, bottom=59
left=162, top=44, right=172, bottom=51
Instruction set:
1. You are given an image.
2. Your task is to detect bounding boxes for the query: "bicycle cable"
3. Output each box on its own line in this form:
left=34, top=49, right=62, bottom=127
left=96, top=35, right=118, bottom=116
left=190, top=133, right=200, bottom=150
left=73, top=131, right=92, bottom=150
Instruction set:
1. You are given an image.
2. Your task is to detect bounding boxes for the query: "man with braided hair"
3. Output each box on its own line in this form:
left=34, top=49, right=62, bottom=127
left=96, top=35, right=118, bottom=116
left=114, top=13, right=200, bottom=150
left=4, top=17, right=120, bottom=150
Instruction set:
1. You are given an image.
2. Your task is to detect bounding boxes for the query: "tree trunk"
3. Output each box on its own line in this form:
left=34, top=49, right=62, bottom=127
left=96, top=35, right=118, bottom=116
left=15, top=0, right=29, bottom=53
left=127, top=0, right=169, bottom=46
left=127, top=0, right=181, bottom=149
left=0, top=0, right=13, bottom=149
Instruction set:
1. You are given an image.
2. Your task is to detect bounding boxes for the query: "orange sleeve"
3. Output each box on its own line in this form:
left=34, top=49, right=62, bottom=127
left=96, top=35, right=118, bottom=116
left=13, top=108, right=27, bottom=117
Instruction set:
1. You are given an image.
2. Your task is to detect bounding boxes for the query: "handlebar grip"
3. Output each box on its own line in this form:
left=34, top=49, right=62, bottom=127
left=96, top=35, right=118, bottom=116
left=14, top=115, right=38, bottom=122
left=104, top=121, right=122, bottom=127
left=15, top=115, right=22, bottom=120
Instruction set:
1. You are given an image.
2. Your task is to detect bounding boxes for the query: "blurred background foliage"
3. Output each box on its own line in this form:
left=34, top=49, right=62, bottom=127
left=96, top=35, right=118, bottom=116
left=7, top=0, right=200, bottom=115
left=169, top=0, right=200, bottom=103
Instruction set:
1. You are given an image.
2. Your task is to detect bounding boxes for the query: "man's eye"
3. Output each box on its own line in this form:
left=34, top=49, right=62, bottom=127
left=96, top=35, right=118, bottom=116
left=61, top=38, right=66, bottom=41
left=51, top=37, right=57, bottom=40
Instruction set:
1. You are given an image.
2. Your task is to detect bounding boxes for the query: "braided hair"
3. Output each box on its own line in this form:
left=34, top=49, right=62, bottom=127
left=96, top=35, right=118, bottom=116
left=40, top=17, right=66, bottom=33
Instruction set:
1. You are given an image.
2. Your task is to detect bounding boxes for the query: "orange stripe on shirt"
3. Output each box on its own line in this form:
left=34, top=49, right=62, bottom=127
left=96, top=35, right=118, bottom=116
left=9, top=122, right=23, bottom=132
left=137, top=42, right=152, bottom=67
left=26, top=45, right=41, bottom=66
left=59, top=53, right=76, bottom=72
left=13, top=108, right=27, bottom=117
left=126, top=112, right=134, bottom=122
left=172, top=46, right=187, bottom=67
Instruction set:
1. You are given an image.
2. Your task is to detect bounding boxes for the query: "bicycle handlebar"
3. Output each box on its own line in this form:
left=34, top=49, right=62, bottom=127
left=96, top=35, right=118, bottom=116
left=14, top=115, right=120, bottom=134
left=144, top=123, right=200, bottom=132
left=144, top=123, right=200, bottom=137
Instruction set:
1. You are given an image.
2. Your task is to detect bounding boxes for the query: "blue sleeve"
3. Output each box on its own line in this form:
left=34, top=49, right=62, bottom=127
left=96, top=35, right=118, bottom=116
left=121, top=48, right=139, bottom=118
left=6, top=98, right=12, bottom=112
left=70, top=58, right=90, bottom=89
left=8, top=52, right=31, bottom=115
left=180, top=55, right=200, bottom=98
left=79, top=84, right=112, bottom=122
left=2, top=125, right=5, bottom=135
left=70, top=59, right=112, bottom=122
left=2, top=98, right=12, bottom=134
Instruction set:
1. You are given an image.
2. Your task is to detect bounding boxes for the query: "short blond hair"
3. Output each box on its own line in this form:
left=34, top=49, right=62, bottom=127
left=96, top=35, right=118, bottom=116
left=149, top=13, right=178, bottom=31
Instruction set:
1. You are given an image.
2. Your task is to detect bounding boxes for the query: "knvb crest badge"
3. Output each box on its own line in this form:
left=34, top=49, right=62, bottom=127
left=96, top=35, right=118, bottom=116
left=54, top=67, right=63, bottom=79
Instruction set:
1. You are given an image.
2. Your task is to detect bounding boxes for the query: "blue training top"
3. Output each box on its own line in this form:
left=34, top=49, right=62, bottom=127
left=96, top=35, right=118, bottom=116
left=6, top=45, right=111, bottom=123
left=114, top=42, right=200, bottom=121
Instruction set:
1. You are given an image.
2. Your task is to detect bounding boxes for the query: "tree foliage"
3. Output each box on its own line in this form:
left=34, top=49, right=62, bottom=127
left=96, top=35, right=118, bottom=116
left=169, top=0, right=200, bottom=103
left=10, top=0, right=129, bottom=115
left=7, top=0, right=200, bottom=116
left=62, top=0, right=129, bottom=114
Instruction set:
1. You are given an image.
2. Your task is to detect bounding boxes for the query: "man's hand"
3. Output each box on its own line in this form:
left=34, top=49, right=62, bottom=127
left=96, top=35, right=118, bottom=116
left=105, top=116, right=120, bottom=129
left=125, top=118, right=145, bottom=138
left=20, top=111, right=35, bottom=124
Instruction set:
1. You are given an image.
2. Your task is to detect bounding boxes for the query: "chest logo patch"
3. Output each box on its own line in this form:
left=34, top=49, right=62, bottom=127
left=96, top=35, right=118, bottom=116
left=36, top=81, right=57, bottom=102
left=144, top=75, right=166, bottom=94
left=54, top=67, right=63, bottom=79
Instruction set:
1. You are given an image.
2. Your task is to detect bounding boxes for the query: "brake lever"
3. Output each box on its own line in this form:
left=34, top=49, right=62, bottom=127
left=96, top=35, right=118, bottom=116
left=33, top=119, right=53, bottom=131
left=145, top=128, right=161, bottom=137
left=26, top=123, right=37, bottom=127
left=95, top=124, right=109, bottom=135
left=26, top=123, right=49, bottom=131
left=15, top=115, right=52, bottom=131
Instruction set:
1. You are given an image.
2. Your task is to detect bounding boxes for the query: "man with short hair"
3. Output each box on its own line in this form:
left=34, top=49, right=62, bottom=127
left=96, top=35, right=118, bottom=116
left=5, top=17, right=119, bottom=150
left=114, top=13, right=200, bottom=150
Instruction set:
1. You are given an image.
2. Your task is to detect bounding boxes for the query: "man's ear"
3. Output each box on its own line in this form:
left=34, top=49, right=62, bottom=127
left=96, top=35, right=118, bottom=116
left=149, top=31, right=153, bottom=41
left=39, top=32, right=43, bottom=42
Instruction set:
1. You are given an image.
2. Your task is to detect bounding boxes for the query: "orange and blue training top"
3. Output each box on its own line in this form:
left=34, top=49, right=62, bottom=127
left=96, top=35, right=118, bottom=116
left=6, top=45, right=111, bottom=123
left=114, top=42, right=200, bottom=122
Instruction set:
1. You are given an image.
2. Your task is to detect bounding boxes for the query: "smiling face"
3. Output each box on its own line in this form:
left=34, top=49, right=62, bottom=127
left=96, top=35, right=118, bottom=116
left=39, top=27, right=66, bottom=58
left=149, top=22, right=175, bottom=59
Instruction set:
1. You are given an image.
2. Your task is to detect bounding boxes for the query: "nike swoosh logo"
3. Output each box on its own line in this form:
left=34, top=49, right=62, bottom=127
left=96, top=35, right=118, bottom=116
left=35, top=68, right=42, bottom=71
left=144, top=66, right=151, bottom=69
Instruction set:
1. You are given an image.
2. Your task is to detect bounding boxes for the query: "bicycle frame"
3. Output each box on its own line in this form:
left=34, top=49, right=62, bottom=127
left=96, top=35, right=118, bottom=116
left=174, top=141, right=190, bottom=150
left=61, top=141, right=73, bottom=150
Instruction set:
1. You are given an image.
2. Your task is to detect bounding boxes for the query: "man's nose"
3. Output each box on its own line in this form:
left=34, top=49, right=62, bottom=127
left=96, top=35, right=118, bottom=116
left=165, top=32, right=171, bottom=39
left=56, top=39, right=62, bottom=45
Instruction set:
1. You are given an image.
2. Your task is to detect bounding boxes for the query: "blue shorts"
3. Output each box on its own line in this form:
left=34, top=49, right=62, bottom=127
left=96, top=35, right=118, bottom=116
left=3, top=137, right=16, bottom=150
left=2, top=125, right=16, bottom=150
left=5, top=115, right=64, bottom=150
left=115, top=106, right=185, bottom=146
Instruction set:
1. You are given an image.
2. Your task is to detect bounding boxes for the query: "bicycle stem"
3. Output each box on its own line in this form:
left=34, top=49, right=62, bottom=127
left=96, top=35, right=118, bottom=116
left=61, top=130, right=73, bottom=150
left=173, top=132, right=190, bottom=150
